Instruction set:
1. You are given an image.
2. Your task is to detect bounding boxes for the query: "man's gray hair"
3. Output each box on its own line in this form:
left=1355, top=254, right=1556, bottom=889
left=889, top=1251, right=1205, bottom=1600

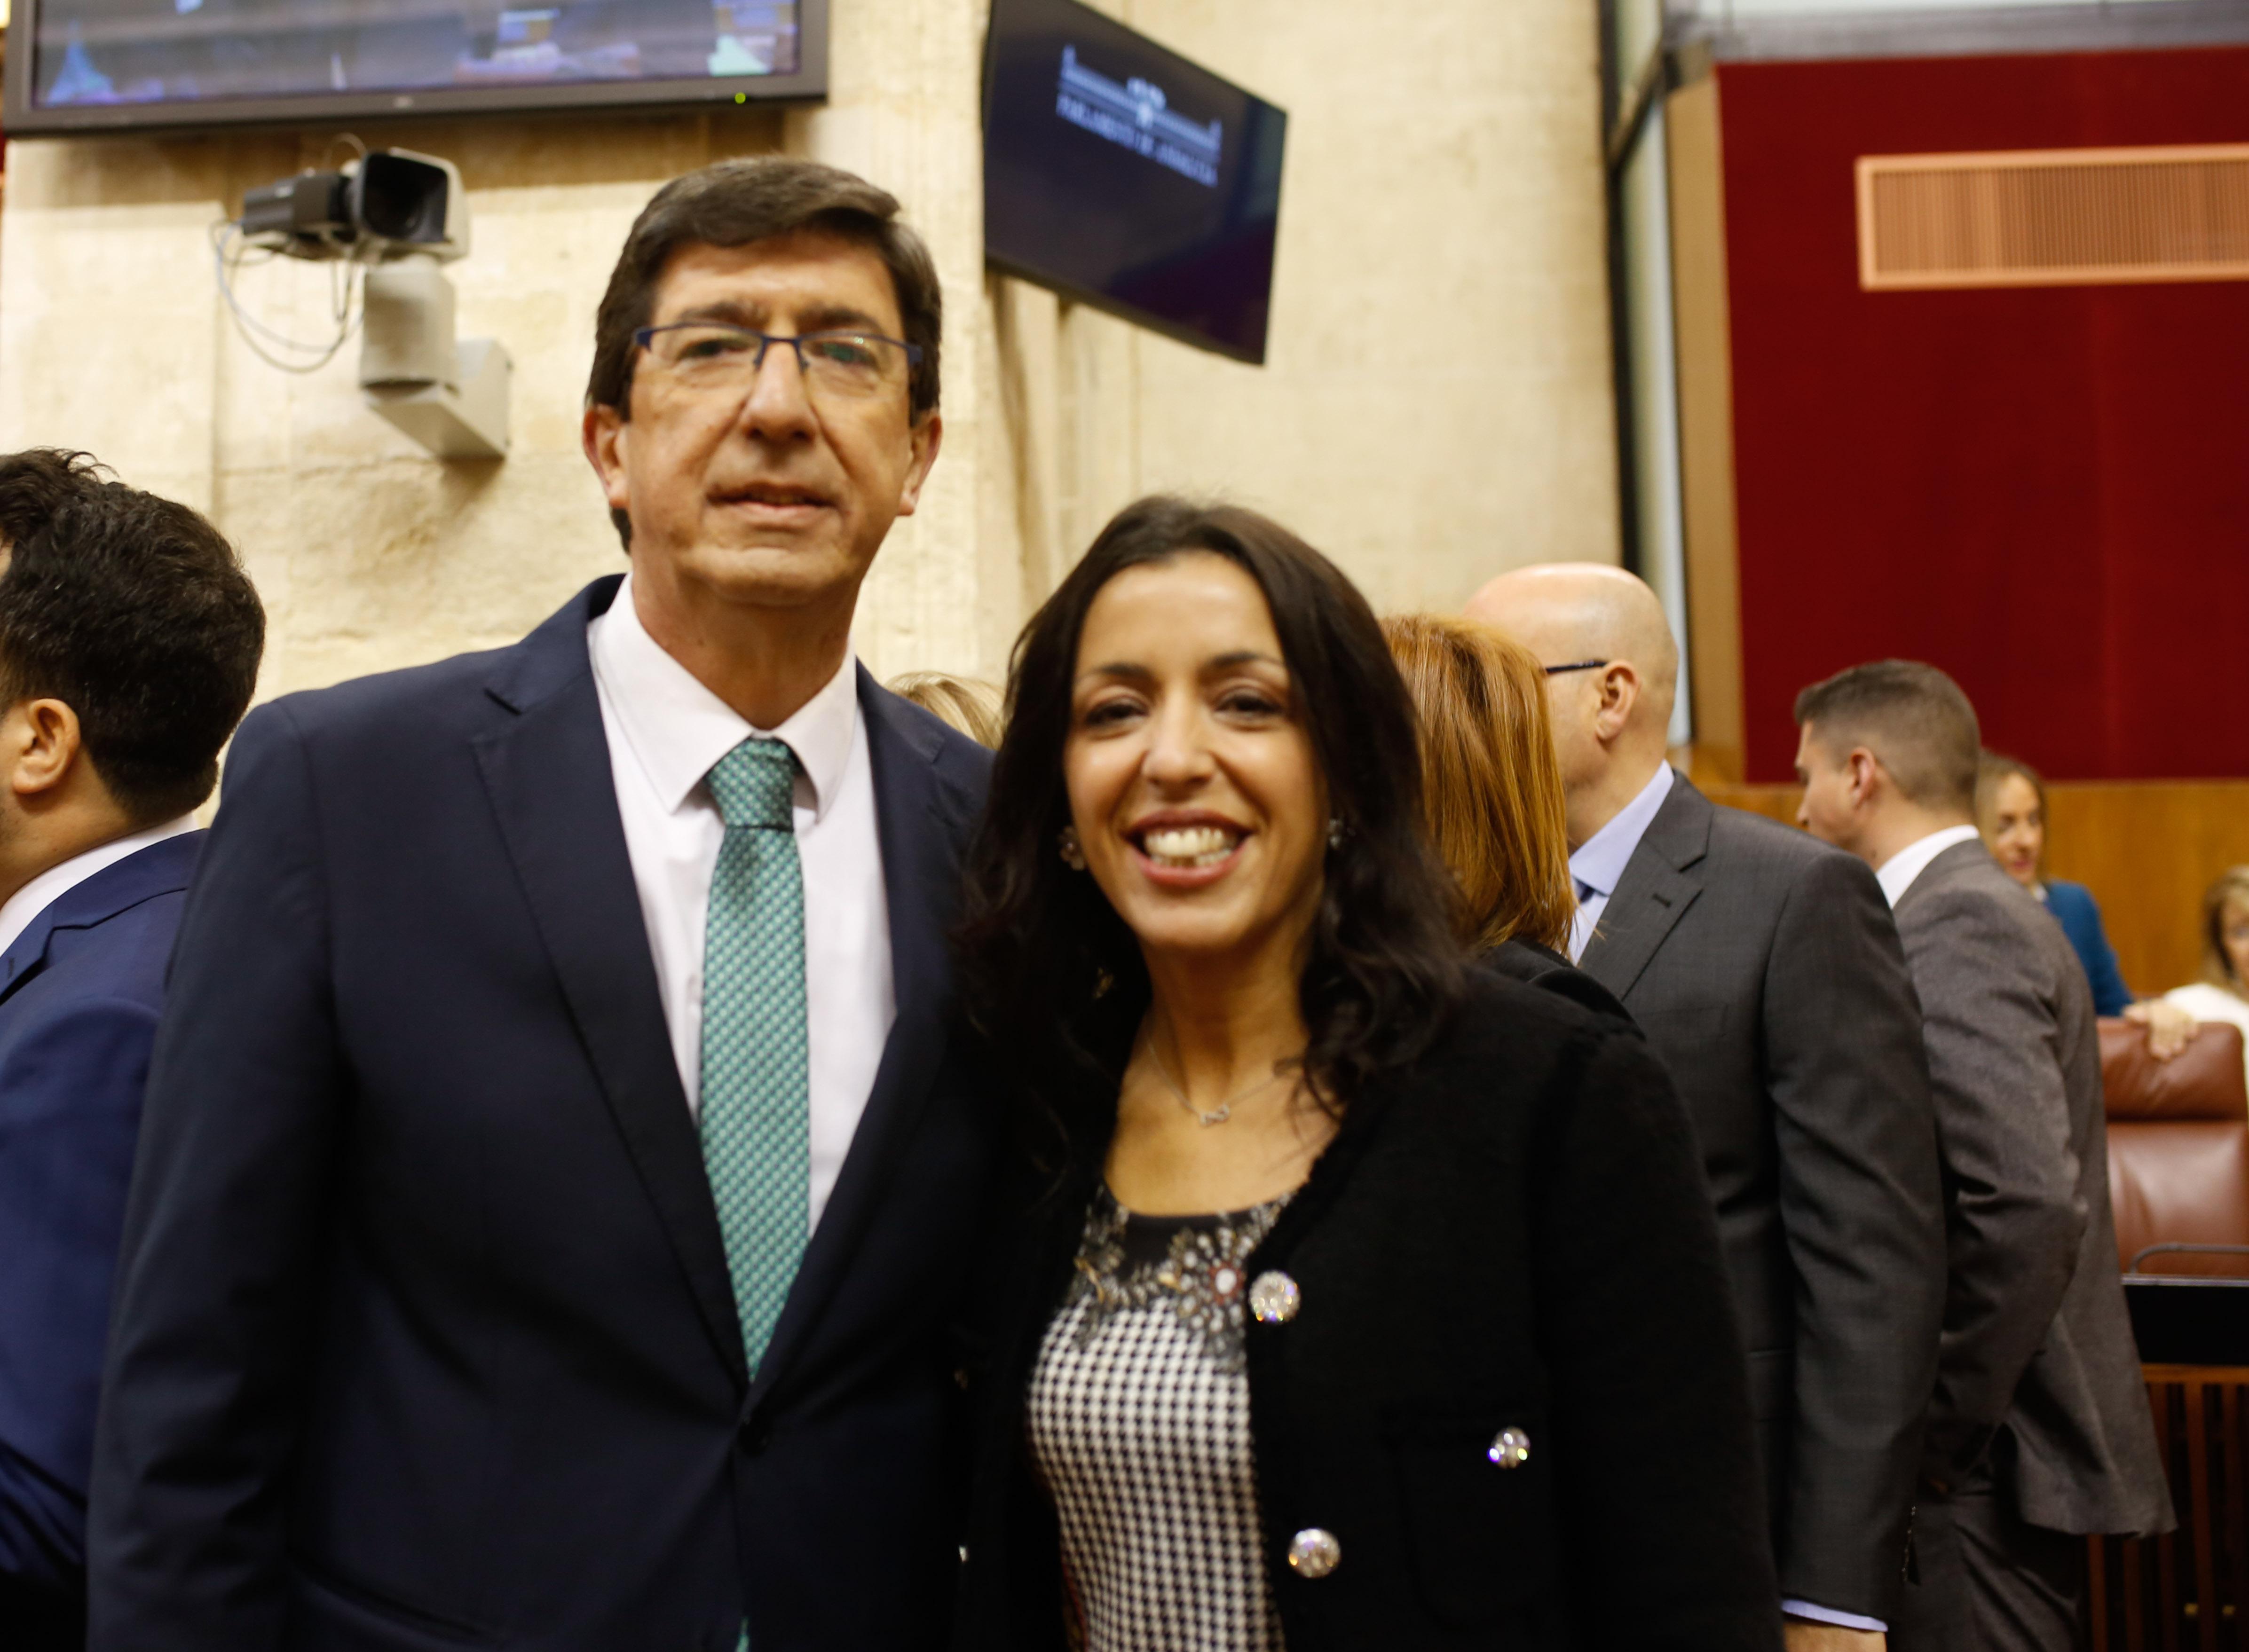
left=1794, top=659, right=1981, bottom=813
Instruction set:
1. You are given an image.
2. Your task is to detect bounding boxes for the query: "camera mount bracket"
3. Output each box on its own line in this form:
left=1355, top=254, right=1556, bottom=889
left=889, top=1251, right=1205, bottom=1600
left=357, top=256, right=511, bottom=460
left=233, top=149, right=507, bottom=460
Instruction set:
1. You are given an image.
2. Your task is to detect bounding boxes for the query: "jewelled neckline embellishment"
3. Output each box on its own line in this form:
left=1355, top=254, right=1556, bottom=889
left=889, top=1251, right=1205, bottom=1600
left=1064, top=1186, right=1292, bottom=1370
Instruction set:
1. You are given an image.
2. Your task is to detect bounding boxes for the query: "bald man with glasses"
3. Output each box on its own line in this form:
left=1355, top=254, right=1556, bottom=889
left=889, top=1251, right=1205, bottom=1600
left=1469, top=566, right=1946, bottom=1652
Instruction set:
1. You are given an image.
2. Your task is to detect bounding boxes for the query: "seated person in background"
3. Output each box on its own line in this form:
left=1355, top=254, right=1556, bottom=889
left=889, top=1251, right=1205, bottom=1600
left=1380, top=612, right=1627, bottom=1021
left=1978, top=754, right=2128, bottom=1011
left=0, top=450, right=265, bottom=1652
left=887, top=669, right=1003, bottom=747
left=2162, top=866, right=2249, bottom=1091
left=1795, top=662, right=2173, bottom=1652
left=1978, top=752, right=2192, bottom=1055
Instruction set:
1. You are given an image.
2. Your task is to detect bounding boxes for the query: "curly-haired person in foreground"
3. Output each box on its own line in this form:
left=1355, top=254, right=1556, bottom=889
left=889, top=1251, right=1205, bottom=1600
left=0, top=450, right=263, bottom=1652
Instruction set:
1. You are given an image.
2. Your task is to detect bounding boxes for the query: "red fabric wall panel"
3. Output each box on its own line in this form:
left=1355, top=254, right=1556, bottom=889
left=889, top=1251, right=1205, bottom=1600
left=1717, top=48, right=2249, bottom=782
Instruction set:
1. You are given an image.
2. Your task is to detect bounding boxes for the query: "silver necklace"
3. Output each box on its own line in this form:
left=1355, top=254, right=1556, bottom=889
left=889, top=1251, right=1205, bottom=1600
left=1144, top=1035, right=1293, bottom=1127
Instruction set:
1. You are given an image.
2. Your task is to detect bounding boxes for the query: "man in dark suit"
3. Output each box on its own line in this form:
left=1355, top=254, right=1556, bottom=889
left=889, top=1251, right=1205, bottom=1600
left=1469, top=565, right=1947, bottom=1648
left=0, top=450, right=265, bottom=1652
left=1795, top=661, right=2172, bottom=1652
left=89, top=158, right=993, bottom=1650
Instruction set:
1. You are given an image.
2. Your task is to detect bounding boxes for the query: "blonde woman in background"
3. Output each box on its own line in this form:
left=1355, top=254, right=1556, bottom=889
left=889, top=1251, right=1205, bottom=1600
left=2162, top=868, right=2249, bottom=1091
left=889, top=670, right=1005, bottom=748
left=1382, top=613, right=1628, bottom=1020
left=1978, top=754, right=2131, bottom=1012
left=1978, top=751, right=2193, bottom=1056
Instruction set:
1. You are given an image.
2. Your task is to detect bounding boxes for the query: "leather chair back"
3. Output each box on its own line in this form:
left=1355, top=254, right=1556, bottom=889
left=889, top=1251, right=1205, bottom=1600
left=2105, top=1020, right=2249, bottom=1275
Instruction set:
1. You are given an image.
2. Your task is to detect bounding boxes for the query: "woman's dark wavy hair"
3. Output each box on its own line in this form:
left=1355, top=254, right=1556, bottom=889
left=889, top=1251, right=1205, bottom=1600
left=957, top=496, right=1465, bottom=1156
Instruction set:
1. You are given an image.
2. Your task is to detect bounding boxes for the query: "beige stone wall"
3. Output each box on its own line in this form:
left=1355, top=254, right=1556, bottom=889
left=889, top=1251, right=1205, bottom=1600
left=0, top=0, right=1616, bottom=708
left=999, top=0, right=1622, bottom=620
left=0, top=117, right=789, bottom=697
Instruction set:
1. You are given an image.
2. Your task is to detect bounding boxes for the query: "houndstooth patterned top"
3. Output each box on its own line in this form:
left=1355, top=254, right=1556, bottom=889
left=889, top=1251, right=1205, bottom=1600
left=1026, top=1184, right=1292, bottom=1652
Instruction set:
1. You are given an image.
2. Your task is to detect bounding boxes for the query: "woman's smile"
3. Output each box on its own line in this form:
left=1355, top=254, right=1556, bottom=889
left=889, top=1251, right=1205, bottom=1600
left=1125, top=812, right=1251, bottom=885
left=1064, top=551, right=1325, bottom=967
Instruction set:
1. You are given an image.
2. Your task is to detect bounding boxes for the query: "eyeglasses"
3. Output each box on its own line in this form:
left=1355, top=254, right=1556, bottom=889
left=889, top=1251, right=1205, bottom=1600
left=632, top=322, right=923, bottom=401
left=1542, top=659, right=1610, bottom=676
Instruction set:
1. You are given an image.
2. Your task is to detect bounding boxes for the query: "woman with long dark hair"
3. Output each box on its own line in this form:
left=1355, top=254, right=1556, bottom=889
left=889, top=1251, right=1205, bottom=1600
left=952, top=497, right=1779, bottom=1651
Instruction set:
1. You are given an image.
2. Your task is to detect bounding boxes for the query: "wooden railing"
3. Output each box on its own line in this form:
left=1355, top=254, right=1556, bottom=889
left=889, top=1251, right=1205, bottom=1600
left=2091, top=1367, right=2249, bottom=1651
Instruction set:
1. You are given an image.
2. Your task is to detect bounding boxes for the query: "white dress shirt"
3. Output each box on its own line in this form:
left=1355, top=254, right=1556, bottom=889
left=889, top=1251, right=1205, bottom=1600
left=1874, top=824, right=1984, bottom=910
left=1565, top=762, right=1675, bottom=961
left=2165, top=983, right=2249, bottom=1094
left=588, top=576, right=894, bottom=1231
left=0, top=814, right=198, bottom=960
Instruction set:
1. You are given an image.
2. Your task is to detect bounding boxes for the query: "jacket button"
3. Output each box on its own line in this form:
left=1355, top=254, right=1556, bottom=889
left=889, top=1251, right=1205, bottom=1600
left=1489, top=1426, right=1531, bottom=1468
left=1286, top=1527, right=1342, bottom=1578
left=738, top=1418, right=770, bottom=1455
left=1248, top=1271, right=1301, bottom=1325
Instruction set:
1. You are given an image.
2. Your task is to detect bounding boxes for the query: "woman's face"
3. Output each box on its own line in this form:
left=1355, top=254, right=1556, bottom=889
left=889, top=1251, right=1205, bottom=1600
left=1985, top=773, right=2044, bottom=889
left=2224, top=898, right=2249, bottom=990
left=1063, top=552, right=1328, bottom=977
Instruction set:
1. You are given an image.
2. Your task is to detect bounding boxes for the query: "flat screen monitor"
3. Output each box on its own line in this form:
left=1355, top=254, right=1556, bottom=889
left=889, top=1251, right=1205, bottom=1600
left=2, top=0, right=828, bottom=135
left=982, top=0, right=1286, bottom=364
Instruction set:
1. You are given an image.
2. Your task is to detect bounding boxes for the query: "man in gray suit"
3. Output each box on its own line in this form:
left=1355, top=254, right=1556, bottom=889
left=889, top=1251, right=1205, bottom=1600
left=1469, top=566, right=1946, bottom=1649
left=1793, top=660, right=2173, bottom=1652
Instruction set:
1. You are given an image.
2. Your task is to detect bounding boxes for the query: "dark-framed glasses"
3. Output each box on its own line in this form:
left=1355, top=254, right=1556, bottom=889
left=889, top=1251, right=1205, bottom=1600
left=633, top=322, right=923, bottom=400
left=1542, top=659, right=1610, bottom=677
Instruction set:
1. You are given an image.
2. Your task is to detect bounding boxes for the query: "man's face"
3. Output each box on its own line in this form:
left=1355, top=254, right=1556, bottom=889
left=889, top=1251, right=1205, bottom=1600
left=584, top=228, right=941, bottom=621
left=1474, top=600, right=1605, bottom=798
left=1793, top=725, right=1860, bottom=852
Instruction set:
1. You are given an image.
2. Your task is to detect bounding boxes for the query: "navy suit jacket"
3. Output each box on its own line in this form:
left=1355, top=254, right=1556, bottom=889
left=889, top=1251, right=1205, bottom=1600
left=88, top=578, right=998, bottom=1651
left=0, top=834, right=198, bottom=1593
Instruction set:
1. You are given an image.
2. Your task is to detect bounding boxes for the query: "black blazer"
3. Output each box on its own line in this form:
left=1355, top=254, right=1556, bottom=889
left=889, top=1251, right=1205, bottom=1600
left=1480, top=936, right=1632, bottom=1023
left=954, top=972, right=1782, bottom=1652
left=87, top=578, right=997, bottom=1651
left=1577, top=773, right=1944, bottom=1620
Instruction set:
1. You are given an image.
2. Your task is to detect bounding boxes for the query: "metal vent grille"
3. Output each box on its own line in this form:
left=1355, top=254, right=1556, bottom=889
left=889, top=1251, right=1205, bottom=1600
left=1855, top=145, right=2249, bottom=291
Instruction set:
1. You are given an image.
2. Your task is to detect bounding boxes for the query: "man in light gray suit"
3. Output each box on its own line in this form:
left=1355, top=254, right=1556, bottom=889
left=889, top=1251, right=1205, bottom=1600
left=1470, top=567, right=1946, bottom=1651
left=1794, top=659, right=2173, bottom=1652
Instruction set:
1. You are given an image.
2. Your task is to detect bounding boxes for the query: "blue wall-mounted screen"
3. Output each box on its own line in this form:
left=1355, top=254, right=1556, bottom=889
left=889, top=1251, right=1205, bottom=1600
left=983, top=0, right=1287, bottom=364
left=5, top=0, right=826, bottom=134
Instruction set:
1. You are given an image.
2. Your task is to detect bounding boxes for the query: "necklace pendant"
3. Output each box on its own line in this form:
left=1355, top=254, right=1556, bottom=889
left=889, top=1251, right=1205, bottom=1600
left=1195, top=1102, right=1232, bottom=1127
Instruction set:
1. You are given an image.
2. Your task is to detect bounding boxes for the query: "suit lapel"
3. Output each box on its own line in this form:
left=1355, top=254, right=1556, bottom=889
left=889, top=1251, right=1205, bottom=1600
left=747, top=670, right=964, bottom=1408
left=473, top=578, right=750, bottom=1389
left=0, top=832, right=203, bottom=1010
left=1579, top=773, right=1711, bottom=1002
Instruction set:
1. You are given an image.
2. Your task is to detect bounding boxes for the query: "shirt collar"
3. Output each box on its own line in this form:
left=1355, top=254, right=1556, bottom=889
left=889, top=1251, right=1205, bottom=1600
left=589, top=574, right=859, bottom=820
left=1568, top=762, right=1675, bottom=901
left=1874, top=823, right=1984, bottom=908
left=0, top=813, right=198, bottom=960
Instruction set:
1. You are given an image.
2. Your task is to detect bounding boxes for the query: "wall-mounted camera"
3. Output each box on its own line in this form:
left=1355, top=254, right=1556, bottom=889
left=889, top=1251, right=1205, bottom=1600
left=232, top=149, right=509, bottom=461
left=240, top=150, right=473, bottom=263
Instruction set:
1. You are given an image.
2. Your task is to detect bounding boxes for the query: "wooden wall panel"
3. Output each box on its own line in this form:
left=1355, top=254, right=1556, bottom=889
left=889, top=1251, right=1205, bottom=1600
left=1666, top=79, right=1747, bottom=784
left=2045, top=783, right=2249, bottom=997
left=1699, top=779, right=2249, bottom=998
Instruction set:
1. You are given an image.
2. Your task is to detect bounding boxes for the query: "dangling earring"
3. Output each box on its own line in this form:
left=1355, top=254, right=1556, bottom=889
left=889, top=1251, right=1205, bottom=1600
left=1327, top=816, right=1347, bottom=850
left=1058, top=825, right=1088, bottom=870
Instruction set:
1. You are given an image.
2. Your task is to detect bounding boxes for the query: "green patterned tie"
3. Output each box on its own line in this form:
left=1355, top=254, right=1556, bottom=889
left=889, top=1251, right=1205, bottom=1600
left=699, top=737, right=811, bottom=1386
